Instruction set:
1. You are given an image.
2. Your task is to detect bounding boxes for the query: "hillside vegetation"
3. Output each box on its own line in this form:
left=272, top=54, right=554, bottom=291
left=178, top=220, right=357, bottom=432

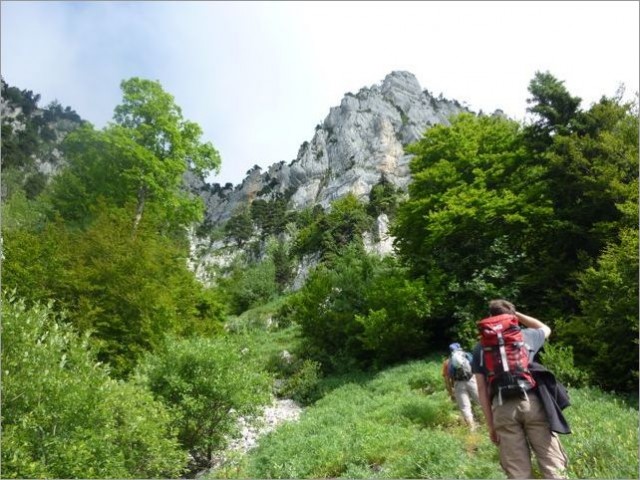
left=205, top=312, right=638, bottom=479
left=1, top=72, right=637, bottom=478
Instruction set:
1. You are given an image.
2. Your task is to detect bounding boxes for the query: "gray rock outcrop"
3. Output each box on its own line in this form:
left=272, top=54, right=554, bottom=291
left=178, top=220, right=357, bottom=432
left=193, top=71, right=468, bottom=226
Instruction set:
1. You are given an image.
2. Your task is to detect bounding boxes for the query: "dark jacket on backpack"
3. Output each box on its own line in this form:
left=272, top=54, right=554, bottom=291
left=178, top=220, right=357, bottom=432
left=529, top=361, right=571, bottom=434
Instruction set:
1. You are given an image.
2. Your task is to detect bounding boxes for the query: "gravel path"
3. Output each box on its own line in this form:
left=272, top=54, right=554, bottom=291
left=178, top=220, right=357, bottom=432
left=205, top=398, right=303, bottom=472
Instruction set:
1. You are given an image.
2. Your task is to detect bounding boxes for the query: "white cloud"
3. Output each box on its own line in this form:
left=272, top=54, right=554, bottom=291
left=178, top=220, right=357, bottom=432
left=2, top=1, right=638, bottom=185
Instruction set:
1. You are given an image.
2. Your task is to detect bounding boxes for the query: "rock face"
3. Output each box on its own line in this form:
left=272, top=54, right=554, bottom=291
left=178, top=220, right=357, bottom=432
left=193, top=71, right=468, bottom=226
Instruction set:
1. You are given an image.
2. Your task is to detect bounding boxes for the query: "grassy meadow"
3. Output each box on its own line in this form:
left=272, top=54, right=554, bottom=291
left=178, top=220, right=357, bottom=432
left=203, top=306, right=639, bottom=480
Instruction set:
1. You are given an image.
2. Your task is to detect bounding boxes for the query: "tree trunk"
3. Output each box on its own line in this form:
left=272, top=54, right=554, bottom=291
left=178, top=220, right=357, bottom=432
left=132, top=184, right=147, bottom=235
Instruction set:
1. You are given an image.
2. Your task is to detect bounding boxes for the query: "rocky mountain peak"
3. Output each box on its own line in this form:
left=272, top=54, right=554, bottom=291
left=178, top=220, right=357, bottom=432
left=193, top=71, right=469, bottom=226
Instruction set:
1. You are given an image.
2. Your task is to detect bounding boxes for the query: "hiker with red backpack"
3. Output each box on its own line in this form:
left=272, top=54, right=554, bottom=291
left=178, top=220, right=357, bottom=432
left=472, top=299, right=570, bottom=479
left=442, top=342, right=481, bottom=431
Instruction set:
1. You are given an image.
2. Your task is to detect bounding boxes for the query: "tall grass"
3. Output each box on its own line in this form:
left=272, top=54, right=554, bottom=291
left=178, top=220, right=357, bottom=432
left=207, top=356, right=638, bottom=479
left=208, top=359, right=503, bottom=479
left=206, top=306, right=638, bottom=479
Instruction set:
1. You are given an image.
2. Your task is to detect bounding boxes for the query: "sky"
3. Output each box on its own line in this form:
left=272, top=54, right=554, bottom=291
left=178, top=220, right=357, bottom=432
left=1, top=1, right=638, bottom=186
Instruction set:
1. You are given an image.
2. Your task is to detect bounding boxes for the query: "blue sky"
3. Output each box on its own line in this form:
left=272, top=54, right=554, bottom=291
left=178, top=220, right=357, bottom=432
left=2, top=1, right=638, bottom=186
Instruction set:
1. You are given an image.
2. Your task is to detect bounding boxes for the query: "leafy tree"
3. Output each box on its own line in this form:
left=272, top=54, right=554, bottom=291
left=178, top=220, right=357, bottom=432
left=113, top=77, right=221, bottom=231
left=392, top=113, right=557, bottom=336
left=367, top=175, right=401, bottom=218
left=218, top=254, right=279, bottom=315
left=250, top=193, right=289, bottom=238
left=269, top=237, right=295, bottom=291
left=530, top=92, right=639, bottom=315
left=134, top=335, right=271, bottom=472
left=1, top=295, right=187, bottom=478
left=293, top=194, right=372, bottom=260
left=49, top=77, right=221, bottom=234
left=2, top=206, right=225, bottom=376
left=287, top=245, right=435, bottom=371
left=564, top=227, right=639, bottom=392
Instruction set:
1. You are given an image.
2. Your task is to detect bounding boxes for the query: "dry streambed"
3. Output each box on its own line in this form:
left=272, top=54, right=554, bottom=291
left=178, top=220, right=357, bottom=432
left=200, top=398, right=303, bottom=475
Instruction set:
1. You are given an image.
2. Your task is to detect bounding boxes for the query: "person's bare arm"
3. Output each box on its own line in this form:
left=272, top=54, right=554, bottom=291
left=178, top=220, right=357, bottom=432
left=475, top=373, right=498, bottom=444
left=443, top=368, right=454, bottom=399
left=515, top=311, right=551, bottom=339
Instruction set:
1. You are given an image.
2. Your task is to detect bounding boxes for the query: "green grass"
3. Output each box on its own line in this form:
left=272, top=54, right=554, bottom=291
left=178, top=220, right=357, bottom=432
left=207, top=359, right=503, bottom=479
left=207, top=308, right=639, bottom=479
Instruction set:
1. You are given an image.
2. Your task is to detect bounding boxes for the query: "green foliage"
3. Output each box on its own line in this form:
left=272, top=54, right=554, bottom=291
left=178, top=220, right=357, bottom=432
left=367, top=175, right=401, bottom=218
left=2, top=207, right=225, bottom=376
left=250, top=193, right=289, bottom=237
left=292, top=194, right=372, bottom=259
left=393, top=113, right=554, bottom=327
left=1, top=295, right=187, bottom=479
left=286, top=246, right=435, bottom=371
left=539, top=343, right=590, bottom=388
left=48, top=77, right=220, bottom=233
left=559, top=227, right=639, bottom=391
left=392, top=85, right=638, bottom=388
left=224, top=207, right=254, bottom=246
left=0, top=186, right=50, bottom=233
left=525, top=70, right=582, bottom=149
left=219, top=254, right=279, bottom=315
left=277, top=359, right=324, bottom=405
left=134, top=335, right=272, bottom=470
left=1, top=79, right=82, bottom=201
left=562, top=388, right=639, bottom=479
left=269, top=237, right=295, bottom=291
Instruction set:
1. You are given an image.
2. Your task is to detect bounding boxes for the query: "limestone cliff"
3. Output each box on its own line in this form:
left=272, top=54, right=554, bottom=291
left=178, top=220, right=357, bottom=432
left=193, top=71, right=468, bottom=225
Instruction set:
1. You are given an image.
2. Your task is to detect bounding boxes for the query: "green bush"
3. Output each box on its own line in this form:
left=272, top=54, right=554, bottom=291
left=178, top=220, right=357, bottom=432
left=134, top=335, right=272, bottom=471
left=539, top=342, right=589, bottom=388
left=1, top=294, right=187, bottom=479
left=287, top=246, right=435, bottom=371
left=278, top=359, right=323, bottom=405
left=565, top=227, right=639, bottom=391
left=220, top=256, right=279, bottom=315
left=2, top=209, right=226, bottom=376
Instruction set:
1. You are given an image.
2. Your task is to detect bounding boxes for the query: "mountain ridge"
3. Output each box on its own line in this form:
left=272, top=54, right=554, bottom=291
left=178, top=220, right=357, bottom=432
left=191, top=71, right=475, bottom=227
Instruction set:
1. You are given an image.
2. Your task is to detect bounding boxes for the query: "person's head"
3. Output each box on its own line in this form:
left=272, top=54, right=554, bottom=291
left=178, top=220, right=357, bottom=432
left=449, top=342, right=461, bottom=352
left=489, top=299, right=516, bottom=316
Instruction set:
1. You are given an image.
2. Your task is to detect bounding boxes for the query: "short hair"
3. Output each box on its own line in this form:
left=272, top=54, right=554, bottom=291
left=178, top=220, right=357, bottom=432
left=489, top=299, right=516, bottom=315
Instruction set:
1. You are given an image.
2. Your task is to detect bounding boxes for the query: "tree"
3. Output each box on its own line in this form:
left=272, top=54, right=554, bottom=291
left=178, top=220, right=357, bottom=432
left=287, top=246, right=434, bottom=371
left=50, top=77, right=221, bottom=234
left=392, top=113, right=557, bottom=335
left=367, top=175, right=401, bottom=218
left=524, top=70, right=582, bottom=151
left=559, top=226, right=639, bottom=391
left=224, top=207, right=254, bottom=246
left=135, top=335, right=271, bottom=471
left=2, top=206, right=226, bottom=376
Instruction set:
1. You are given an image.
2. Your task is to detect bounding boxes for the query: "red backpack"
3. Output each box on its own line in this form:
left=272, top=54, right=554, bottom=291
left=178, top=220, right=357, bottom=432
left=477, top=314, right=536, bottom=403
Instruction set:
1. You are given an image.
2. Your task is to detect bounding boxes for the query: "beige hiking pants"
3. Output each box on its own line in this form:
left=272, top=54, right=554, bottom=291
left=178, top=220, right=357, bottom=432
left=492, top=393, right=568, bottom=479
left=454, top=376, right=480, bottom=427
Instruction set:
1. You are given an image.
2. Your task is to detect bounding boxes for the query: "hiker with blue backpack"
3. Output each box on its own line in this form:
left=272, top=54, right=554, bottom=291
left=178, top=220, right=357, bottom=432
left=472, top=299, right=570, bottom=479
left=443, top=342, right=481, bottom=431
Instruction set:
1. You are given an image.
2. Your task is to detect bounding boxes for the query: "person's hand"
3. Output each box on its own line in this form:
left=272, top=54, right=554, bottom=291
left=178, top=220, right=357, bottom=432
left=489, top=427, right=500, bottom=445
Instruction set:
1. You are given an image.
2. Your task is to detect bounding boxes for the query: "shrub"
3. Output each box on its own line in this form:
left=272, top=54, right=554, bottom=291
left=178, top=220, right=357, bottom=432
left=1, top=294, right=187, bottom=479
left=539, top=343, right=589, bottom=388
left=287, top=246, right=435, bottom=371
left=278, top=359, right=323, bottom=405
left=134, top=335, right=272, bottom=471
